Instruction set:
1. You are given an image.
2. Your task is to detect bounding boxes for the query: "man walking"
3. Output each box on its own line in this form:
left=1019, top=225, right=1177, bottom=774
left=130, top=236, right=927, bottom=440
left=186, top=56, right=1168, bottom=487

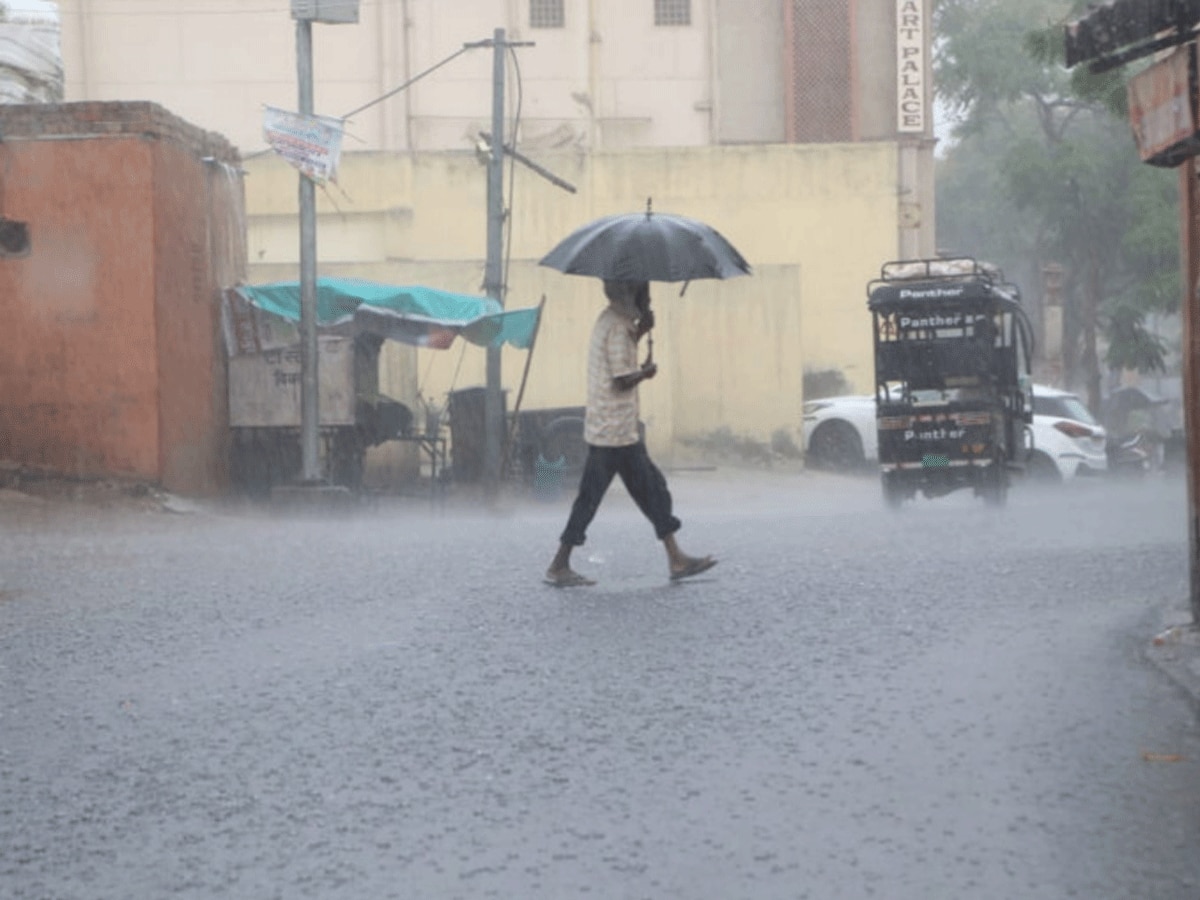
left=545, top=280, right=716, bottom=587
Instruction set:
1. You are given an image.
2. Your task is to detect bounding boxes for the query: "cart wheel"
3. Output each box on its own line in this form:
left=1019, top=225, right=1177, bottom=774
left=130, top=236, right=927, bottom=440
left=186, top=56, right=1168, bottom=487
left=330, top=431, right=365, bottom=489
left=232, top=429, right=299, bottom=498
left=230, top=430, right=271, bottom=498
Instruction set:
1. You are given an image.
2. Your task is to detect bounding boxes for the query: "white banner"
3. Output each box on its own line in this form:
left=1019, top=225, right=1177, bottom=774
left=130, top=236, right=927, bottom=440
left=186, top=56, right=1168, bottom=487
left=262, top=105, right=344, bottom=184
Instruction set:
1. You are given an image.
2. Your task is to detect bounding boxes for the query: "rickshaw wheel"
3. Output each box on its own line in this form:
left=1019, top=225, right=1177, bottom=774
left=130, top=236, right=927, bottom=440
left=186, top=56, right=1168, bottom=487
left=881, top=472, right=905, bottom=509
left=980, top=465, right=1008, bottom=507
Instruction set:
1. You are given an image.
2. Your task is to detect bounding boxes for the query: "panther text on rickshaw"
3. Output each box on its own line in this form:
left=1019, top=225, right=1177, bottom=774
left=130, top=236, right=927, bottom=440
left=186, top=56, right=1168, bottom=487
left=867, top=257, right=1036, bottom=508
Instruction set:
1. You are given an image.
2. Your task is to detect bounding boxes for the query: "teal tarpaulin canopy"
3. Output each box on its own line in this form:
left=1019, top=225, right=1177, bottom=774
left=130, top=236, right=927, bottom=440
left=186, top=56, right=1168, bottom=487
left=230, top=278, right=541, bottom=352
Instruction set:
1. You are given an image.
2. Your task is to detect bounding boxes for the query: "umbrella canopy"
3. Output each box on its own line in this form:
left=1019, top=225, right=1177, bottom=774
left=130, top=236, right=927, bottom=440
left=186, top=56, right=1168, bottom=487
left=539, top=204, right=751, bottom=283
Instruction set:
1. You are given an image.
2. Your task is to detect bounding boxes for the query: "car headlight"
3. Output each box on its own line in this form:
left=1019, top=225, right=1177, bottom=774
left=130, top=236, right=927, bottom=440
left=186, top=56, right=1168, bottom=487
left=1054, top=420, right=1099, bottom=439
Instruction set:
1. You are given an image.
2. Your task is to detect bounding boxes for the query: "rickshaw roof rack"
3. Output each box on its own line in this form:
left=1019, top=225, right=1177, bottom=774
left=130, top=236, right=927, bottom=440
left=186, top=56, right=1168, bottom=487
left=878, top=256, right=1003, bottom=284
left=867, top=256, right=1022, bottom=309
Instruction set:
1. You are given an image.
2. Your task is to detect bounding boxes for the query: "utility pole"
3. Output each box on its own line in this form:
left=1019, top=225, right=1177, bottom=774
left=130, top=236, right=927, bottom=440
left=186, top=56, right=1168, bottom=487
left=482, top=27, right=506, bottom=496
left=476, top=28, right=533, bottom=494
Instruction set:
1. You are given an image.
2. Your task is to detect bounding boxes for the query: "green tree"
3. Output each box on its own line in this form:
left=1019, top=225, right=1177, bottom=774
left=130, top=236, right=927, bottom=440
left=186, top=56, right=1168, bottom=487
left=934, top=0, right=1179, bottom=412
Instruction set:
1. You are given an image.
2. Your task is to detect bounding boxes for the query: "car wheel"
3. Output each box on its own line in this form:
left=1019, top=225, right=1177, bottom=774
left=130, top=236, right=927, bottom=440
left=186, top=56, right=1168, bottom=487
left=807, top=420, right=866, bottom=471
left=1024, top=451, right=1062, bottom=484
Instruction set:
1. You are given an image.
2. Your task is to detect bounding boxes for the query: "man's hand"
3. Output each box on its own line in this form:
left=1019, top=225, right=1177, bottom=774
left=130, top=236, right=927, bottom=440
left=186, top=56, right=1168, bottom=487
left=635, top=307, right=655, bottom=339
left=613, top=361, right=657, bottom=391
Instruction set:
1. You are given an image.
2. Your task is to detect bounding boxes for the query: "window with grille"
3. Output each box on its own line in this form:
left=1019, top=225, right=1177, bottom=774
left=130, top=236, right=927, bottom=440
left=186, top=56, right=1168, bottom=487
left=654, top=0, right=691, bottom=26
left=530, top=0, right=564, bottom=28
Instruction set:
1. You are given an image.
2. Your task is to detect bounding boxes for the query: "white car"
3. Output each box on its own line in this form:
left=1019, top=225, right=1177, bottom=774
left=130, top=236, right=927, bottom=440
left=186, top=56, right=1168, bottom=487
left=802, top=384, right=1107, bottom=481
left=1026, top=385, right=1108, bottom=481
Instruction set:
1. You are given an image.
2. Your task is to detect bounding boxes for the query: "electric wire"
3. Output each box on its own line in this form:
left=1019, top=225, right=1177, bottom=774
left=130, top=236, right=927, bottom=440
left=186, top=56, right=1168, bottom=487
left=341, top=44, right=471, bottom=122
left=239, top=41, right=483, bottom=170
left=501, top=43, right=524, bottom=308
left=497, top=44, right=525, bottom=478
left=38, top=0, right=388, bottom=17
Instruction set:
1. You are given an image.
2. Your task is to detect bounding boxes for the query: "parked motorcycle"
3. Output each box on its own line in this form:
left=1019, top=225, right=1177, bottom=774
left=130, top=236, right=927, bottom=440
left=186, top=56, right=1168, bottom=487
left=1106, top=430, right=1157, bottom=477
left=1104, top=385, right=1174, bottom=478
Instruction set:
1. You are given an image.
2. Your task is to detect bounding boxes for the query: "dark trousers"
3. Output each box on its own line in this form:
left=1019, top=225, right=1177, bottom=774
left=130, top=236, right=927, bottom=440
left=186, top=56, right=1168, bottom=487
left=560, top=441, right=682, bottom=547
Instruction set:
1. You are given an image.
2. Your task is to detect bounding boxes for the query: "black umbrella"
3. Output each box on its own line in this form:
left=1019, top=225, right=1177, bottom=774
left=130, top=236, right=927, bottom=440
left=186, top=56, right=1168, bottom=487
left=539, top=199, right=751, bottom=284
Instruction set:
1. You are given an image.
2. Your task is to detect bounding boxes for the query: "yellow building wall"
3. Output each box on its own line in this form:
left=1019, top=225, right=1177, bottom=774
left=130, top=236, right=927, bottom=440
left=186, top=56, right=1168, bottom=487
left=244, top=142, right=898, bottom=467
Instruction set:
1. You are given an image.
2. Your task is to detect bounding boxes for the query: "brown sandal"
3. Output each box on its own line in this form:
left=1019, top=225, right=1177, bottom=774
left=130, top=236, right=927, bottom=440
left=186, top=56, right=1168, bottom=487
left=544, top=569, right=597, bottom=588
left=670, top=556, right=717, bottom=582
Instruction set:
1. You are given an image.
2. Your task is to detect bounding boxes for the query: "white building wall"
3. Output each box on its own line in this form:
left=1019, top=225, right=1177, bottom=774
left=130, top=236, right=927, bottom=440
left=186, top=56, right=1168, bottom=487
left=54, top=0, right=937, bottom=264
left=57, top=0, right=726, bottom=155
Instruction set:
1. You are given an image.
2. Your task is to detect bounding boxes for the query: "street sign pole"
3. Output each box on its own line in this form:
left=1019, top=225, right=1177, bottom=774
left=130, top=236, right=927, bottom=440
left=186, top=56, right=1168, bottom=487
left=290, top=0, right=359, bottom=485
left=1182, top=160, right=1200, bottom=623
left=296, top=16, right=320, bottom=483
left=1062, top=9, right=1200, bottom=624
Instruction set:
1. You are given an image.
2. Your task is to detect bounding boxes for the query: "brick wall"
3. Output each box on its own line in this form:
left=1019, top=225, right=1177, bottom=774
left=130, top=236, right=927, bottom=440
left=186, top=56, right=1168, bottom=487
left=0, top=100, right=240, bottom=162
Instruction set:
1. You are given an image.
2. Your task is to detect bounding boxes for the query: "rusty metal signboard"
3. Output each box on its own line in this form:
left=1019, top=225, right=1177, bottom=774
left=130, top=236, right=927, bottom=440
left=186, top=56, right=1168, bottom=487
left=228, top=338, right=356, bottom=428
left=1127, top=45, right=1200, bottom=167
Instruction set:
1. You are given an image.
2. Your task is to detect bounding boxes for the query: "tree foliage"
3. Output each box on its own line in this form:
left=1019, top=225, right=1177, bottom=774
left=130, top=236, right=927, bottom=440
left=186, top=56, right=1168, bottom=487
left=933, top=0, right=1180, bottom=402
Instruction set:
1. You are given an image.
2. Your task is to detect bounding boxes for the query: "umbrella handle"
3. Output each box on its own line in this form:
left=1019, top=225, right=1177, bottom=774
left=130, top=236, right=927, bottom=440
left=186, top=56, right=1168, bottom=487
left=645, top=331, right=654, bottom=366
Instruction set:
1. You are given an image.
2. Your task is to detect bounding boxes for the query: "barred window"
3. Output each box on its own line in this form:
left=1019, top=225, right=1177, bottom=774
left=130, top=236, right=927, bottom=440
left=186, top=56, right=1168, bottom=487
left=530, top=0, right=564, bottom=28
left=654, top=0, right=691, bottom=26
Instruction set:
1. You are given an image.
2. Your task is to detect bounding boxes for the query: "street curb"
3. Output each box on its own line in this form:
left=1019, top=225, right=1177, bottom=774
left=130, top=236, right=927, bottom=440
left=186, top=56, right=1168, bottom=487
left=1145, top=609, right=1200, bottom=707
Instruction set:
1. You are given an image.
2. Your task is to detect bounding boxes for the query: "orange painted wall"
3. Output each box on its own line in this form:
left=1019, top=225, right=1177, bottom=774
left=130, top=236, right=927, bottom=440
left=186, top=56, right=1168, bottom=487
left=0, top=102, right=244, bottom=494
left=0, top=137, right=160, bottom=479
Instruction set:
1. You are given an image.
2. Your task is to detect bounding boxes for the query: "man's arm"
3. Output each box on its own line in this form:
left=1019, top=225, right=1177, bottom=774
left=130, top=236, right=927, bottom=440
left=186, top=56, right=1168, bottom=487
left=606, top=313, right=655, bottom=392
left=613, top=360, right=657, bottom=392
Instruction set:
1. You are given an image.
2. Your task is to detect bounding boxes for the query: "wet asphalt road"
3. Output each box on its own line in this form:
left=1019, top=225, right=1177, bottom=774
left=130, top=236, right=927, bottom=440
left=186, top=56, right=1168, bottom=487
left=2, top=470, right=1199, bottom=899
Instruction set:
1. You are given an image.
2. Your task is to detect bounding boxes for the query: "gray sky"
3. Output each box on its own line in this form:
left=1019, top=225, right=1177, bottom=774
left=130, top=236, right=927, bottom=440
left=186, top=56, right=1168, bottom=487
left=6, top=1, right=57, bottom=19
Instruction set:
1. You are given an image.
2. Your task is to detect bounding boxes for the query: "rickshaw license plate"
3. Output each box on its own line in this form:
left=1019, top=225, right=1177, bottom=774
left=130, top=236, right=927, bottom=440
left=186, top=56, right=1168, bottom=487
left=922, top=454, right=950, bottom=468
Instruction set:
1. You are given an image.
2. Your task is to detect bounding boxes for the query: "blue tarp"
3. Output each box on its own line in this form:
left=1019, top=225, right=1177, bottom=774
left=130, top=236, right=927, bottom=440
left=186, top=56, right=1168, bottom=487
left=231, top=278, right=541, bottom=351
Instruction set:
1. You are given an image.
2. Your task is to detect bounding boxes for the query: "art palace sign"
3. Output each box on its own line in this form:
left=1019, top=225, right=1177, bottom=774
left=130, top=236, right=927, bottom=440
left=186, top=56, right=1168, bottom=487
left=897, top=0, right=926, bottom=133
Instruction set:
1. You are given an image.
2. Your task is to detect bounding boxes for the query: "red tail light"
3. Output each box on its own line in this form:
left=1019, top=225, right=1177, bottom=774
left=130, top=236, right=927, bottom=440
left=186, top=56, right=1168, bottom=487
left=1054, top=420, right=1096, bottom=439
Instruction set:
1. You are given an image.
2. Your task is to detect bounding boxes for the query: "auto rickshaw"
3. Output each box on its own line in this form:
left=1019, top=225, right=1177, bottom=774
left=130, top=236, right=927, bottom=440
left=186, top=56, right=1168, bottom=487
left=867, top=257, right=1035, bottom=507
